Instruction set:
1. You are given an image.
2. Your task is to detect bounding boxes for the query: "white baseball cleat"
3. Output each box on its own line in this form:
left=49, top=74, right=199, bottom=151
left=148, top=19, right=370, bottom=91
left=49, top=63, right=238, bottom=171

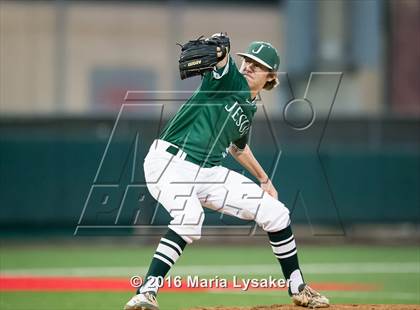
left=292, top=284, right=330, bottom=308
left=124, top=292, right=159, bottom=310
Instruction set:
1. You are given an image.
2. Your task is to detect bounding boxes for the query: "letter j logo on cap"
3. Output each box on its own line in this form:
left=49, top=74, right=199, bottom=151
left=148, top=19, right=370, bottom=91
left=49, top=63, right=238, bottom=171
left=251, top=44, right=264, bottom=54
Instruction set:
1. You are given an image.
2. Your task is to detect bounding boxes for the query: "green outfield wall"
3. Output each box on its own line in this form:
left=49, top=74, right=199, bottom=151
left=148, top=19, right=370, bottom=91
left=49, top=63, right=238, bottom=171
left=1, top=118, right=419, bottom=231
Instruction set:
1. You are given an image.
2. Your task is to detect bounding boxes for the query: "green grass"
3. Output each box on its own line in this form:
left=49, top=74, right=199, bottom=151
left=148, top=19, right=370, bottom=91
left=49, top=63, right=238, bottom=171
left=1, top=245, right=418, bottom=268
left=0, top=244, right=419, bottom=309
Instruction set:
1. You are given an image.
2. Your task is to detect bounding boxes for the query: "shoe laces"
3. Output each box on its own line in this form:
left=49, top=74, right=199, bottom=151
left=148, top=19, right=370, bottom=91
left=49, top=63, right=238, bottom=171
left=303, top=285, right=321, bottom=297
left=145, top=292, right=157, bottom=303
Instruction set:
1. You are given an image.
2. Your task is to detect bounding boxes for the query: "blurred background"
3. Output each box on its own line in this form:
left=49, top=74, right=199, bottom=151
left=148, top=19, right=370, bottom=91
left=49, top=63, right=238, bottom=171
left=1, top=1, right=419, bottom=308
left=0, top=0, right=419, bottom=243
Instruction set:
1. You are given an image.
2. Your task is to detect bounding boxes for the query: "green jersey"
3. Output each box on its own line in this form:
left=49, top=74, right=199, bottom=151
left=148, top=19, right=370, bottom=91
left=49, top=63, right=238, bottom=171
left=160, top=56, right=257, bottom=167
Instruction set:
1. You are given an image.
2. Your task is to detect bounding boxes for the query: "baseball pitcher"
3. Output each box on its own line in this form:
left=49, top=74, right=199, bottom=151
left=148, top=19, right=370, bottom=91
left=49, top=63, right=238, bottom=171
left=124, top=33, right=329, bottom=309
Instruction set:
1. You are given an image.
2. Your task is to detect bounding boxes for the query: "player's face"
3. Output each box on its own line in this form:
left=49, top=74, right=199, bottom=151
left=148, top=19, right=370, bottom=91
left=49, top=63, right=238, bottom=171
left=240, top=57, right=273, bottom=91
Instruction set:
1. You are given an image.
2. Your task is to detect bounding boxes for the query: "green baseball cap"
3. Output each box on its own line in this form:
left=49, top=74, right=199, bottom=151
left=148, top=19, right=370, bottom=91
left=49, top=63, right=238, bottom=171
left=237, top=41, right=280, bottom=71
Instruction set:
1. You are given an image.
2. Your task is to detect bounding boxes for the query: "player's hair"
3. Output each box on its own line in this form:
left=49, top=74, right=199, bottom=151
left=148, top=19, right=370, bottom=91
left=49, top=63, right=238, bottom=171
left=263, top=72, right=279, bottom=91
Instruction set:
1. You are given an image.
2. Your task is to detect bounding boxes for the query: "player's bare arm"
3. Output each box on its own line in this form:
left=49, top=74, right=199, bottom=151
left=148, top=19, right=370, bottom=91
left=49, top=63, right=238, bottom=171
left=229, top=144, right=278, bottom=199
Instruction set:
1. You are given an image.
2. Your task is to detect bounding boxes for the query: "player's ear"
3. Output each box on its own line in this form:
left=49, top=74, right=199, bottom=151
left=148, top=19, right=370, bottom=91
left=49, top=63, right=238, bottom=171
left=263, top=73, right=279, bottom=91
left=267, top=72, right=276, bottom=82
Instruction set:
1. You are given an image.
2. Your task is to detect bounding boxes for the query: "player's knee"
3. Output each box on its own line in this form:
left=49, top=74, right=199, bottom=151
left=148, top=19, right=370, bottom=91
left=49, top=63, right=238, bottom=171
left=256, top=198, right=290, bottom=232
left=266, top=210, right=290, bottom=232
left=169, top=210, right=205, bottom=244
left=169, top=225, right=203, bottom=244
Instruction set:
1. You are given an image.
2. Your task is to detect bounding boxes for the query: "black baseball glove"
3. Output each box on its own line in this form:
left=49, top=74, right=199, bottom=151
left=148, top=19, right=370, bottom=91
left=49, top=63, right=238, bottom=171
left=178, top=33, right=230, bottom=80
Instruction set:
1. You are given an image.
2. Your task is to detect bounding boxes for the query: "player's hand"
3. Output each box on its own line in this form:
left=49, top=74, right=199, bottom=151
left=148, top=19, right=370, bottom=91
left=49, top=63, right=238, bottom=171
left=260, top=178, right=278, bottom=200
left=216, top=46, right=227, bottom=58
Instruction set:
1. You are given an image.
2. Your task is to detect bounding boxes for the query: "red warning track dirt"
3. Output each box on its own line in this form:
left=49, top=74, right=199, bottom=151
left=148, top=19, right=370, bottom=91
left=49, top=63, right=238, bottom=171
left=0, top=276, right=376, bottom=292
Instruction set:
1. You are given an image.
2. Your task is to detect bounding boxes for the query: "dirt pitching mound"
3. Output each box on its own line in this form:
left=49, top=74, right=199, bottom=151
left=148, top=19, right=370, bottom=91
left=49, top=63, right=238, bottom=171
left=189, top=305, right=419, bottom=310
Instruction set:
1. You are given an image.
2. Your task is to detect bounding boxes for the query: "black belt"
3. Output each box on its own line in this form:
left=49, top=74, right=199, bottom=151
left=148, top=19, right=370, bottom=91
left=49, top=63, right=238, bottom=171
left=166, top=145, right=212, bottom=168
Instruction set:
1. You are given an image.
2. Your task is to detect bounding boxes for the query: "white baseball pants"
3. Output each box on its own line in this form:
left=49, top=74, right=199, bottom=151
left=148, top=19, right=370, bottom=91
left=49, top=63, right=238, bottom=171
left=144, top=139, right=290, bottom=244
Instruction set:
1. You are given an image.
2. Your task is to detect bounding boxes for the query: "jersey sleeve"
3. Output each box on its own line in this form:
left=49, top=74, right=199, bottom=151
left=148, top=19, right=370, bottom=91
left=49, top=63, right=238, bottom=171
left=231, top=132, right=249, bottom=151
